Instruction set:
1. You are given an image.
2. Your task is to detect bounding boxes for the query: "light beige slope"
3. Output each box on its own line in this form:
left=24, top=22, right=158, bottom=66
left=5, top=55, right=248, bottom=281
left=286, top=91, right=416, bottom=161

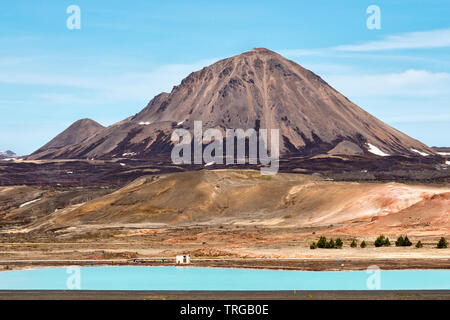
left=47, top=170, right=450, bottom=236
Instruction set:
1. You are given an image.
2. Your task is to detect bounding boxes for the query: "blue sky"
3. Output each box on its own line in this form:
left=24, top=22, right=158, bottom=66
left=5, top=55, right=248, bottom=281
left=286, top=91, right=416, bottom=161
left=1, top=0, right=449, bottom=154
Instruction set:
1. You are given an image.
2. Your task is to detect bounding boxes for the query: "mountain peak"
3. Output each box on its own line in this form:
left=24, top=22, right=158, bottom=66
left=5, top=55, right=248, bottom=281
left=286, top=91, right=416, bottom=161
left=244, top=47, right=279, bottom=55
left=226, top=47, right=291, bottom=65
left=226, top=48, right=293, bottom=66
left=31, top=118, right=105, bottom=156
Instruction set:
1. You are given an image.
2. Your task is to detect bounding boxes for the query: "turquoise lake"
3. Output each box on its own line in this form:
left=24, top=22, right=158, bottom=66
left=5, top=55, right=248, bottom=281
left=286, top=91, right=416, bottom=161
left=0, top=267, right=449, bottom=290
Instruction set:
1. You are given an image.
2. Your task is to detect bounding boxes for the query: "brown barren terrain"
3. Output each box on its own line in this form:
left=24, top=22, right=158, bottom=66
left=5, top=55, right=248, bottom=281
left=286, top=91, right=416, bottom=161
left=1, top=170, right=448, bottom=271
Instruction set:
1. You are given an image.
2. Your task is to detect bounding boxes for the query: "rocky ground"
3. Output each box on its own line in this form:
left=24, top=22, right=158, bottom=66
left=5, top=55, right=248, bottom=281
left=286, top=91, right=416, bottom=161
left=1, top=153, right=449, bottom=186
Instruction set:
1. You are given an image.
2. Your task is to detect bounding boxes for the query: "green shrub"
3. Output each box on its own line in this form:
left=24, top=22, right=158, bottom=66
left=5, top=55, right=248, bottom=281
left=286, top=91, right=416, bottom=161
left=415, top=240, right=423, bottom=248
left=403, top=236, right=412, bottom=246
left=310, top=242, right=317, bottom=249
left=335, top=238, right=343, bottom=249
left=374, top=235, right=384, bottom=247
left=326, top=239, right=335, bottom=249
left=437, top=237, right=448, bottom=249
left=396, top=235, right=412, bottom=247
left=350, top=240, right=357, bottom=248
left=317, top=236, right=327, bottom=248
left=386, top=238, right=391, bottom=246
left=360, top=240, right=367, bottom=248
left=375, top=235, right=391, bottom=247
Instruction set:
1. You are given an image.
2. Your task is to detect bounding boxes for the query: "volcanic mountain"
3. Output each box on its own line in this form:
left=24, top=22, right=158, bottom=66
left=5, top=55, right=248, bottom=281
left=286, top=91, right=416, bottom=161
left=29, top=48, right=434, bottom=160
left=32, top=118, right=104, bottom=156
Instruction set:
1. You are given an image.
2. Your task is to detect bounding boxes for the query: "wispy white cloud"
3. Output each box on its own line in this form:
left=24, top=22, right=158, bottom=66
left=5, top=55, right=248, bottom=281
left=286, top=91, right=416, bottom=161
left=324, top=69, right=450, bottom=98
left=320, top=69, right=450, bottom=126
left=0, top=58, right=217, bottom=104
left=36, top=93, right=100, bottom=105
left=280, top=28, right=450, bottom=59
left=280, top=30, right=450, bottom=104
left=334, top=28, right=450, bottom=52
left=387, top=114, right=450, bottom=123
left=298, top=62, right=356, bottom=75
left=0, top=57, right=34, bottom=66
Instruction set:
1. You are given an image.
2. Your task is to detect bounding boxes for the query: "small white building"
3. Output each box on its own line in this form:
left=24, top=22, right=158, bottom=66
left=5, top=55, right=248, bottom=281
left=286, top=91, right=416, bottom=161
left=176, top=254, right=191, bottom=265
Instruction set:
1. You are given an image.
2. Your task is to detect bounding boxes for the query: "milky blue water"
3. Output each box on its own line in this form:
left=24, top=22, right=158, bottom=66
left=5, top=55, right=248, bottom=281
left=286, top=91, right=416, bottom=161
left=0, top=267, right=449, bottom=290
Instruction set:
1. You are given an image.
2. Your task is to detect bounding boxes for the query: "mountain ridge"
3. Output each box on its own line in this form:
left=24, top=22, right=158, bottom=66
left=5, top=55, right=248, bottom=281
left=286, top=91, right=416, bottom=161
left=28, top=48, right=434, bottom=160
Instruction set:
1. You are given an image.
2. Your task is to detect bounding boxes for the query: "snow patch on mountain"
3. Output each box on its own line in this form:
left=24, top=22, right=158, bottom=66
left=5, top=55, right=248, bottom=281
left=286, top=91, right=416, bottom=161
left=19, top=198, right=41, bottom=208
left=411, top=148, right=429, bottom=156
left=122, top=152, right=137, bottom=157
left=367, top=144, right=390, bottom=157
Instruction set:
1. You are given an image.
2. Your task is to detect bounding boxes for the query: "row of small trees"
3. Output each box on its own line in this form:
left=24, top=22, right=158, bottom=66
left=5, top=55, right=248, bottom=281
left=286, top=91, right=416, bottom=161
left=310, top=236, right=343, bottom=249
left=310, top=235, right=448, bottom=249
left=395, top=235, right=412, bottom=247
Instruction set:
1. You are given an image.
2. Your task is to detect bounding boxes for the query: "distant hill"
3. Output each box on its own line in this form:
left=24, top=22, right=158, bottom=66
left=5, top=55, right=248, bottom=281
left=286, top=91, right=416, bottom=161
left=30, top=118, right=104, bottom=157
left=432, top=146, right=450, bottom=152
left=0, top=150, right=17, bottom=159
left=432, top=146, right=450, bottom=157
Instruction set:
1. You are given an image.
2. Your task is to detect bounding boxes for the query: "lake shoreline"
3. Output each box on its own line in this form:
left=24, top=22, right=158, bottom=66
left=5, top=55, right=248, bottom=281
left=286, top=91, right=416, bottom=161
left=1, top=257, right=449, bottom=272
